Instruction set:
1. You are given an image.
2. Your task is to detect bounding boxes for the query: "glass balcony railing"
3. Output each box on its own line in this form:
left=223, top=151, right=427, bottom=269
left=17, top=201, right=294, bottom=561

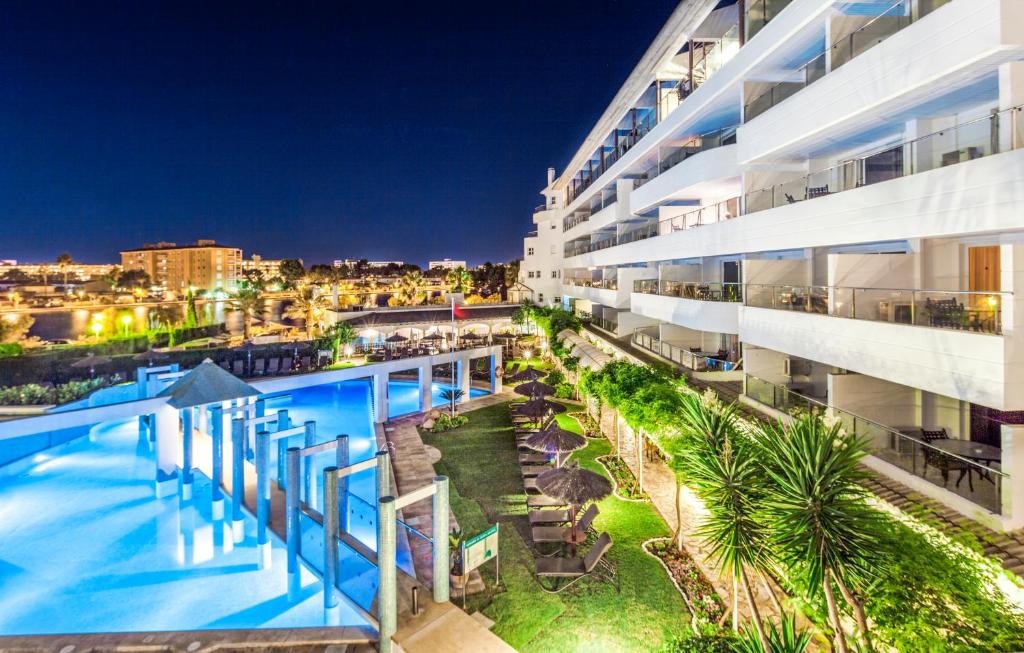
left=633, top=280, right=743, bottom=303
left=745, top=0, right=794, bottom=41
left=744, top=373, right=1005, bottom=514
left=569, top=111, right=657, bottom=204
left=632, top=328, right=740, bottom=372
left=743, top=104, right=1023, bottom=214
left=593, top=317, right=619, bottom=333
left=744, top=284, right=1008, bottom=335
left=744, top=0, right=952, bottom=121
left=564, top=277, right=619, bottom=291
left=634, top=126, right=738, bottom=189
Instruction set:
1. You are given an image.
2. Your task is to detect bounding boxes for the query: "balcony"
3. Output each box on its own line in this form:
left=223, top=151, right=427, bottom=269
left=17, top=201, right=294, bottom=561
left=632, top=280, right=741, bottom=334
left=745, top=104, right=1023, bottom=214
left=633, top=328, right=739, bottom=372
left=744, top=374, right=1005, bottom=515
left=632, top=126, right=737, bottom=191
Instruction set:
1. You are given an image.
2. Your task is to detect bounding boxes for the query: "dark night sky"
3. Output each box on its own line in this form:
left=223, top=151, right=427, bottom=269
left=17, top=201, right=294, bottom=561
left=0, top=1, right=676, bottom=266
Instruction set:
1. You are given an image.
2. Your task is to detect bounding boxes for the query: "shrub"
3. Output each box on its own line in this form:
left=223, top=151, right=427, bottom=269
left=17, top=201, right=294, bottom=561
left=431, top=413, right=468, bottom=433
left=655, top=627, right=736, bottom=653
left=554, top=383, right=574, bottom=399
left=0, top=377, right=110, bottom=405
left=544, top=370, right=565, bottom=386
left=0, top=343, right=22, bottom=358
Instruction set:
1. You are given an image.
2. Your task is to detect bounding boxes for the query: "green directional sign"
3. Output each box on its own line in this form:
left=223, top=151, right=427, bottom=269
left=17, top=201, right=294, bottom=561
left=462, top=524, right=499, bottom=573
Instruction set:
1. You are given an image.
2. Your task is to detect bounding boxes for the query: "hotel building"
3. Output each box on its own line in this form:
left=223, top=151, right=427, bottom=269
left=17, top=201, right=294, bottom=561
left=518, top=0, right=1024, bottom=531
left=427, top=259, right=468, bottom=271
left=120, top=240, right=242, bottom=293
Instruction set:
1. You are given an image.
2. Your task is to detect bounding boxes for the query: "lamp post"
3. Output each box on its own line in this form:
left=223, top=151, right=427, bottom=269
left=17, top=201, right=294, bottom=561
left=90, top=320, right=103, bottom=343
left=121, top=314, right=132, bottom=337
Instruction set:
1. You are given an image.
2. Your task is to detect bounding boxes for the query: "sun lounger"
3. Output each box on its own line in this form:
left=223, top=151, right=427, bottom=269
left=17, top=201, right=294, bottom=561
left=532, top=505, right=598, bottom=544
left=519, top=454, right=550, bottom=465
left=535, top=533, right=616, bottom=593
left=521, top=465, right=550, bottom=478
left=527, top=495, right=566, bottom=508
left=528, top=509, right=571, bottom=525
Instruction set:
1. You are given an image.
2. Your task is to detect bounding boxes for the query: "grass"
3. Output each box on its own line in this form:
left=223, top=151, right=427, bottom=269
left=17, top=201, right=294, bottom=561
left=422, top=401, right=691, bottom=652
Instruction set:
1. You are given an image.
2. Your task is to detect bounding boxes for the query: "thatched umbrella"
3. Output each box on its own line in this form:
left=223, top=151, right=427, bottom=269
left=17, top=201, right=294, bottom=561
left=514, top=397, right=566, bottom=421
left=157, top=358, right=260, bottom=408
left=421, top=332, right=445, bottom=342
left=514, top=380, right=556, bottom=398
left=510, top=366, right=546, bottom=382
left=132, top=348, right=169, bottom=367
left=71, top=353, right=112, bottom=378
left=523, top=424, right=586, bottom=466
left=535, top=462, right=612, bottom=554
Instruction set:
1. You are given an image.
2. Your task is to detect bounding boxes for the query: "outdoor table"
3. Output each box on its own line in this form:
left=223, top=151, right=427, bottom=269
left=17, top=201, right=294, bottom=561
left=931, top=440, right=1001, bottom=464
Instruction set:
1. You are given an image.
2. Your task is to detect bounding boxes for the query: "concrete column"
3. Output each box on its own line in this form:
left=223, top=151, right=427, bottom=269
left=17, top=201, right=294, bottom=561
left=999, top=62, right=1024, bottom=151
left=276, top=409, right=292, bottom=490
left=255, top=429, right=272, bottom=568
left=378, top=495, right=397, bottom=653
left=376, top=450, right=391, bottom=499
left=1001, top=425, right=1024, bottom=530
left=285, top=446, right=301, bottom=598
left=153, top=403, right=179, bottom=498
left=323, top=466, right=340, bottom=623
left=304, top=420, right=316, bottom=509
left=210, top=404, right=225, bottom=520
left=418, top=363, right=433, bottom=413
left=456, top=358, right=471, bottom=402
left=372, top=372, right=389, bottom=423
left=180, top=407, right=194, bottom=500
left=490, top=351, right=503, bottom=394
left=230, top=417, right=246, bottom=542
left=336, top=435, right=350, bottom=532
left=432, top=476, right=450, bottom=603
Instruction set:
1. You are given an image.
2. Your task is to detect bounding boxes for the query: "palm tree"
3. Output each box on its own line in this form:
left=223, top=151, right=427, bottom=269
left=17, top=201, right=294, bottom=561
left=395, top=271, right=428, bottom=306
left=440, top=387, right=465, bottom=416
left=230, top=280, right=264, bottom=340
left=675, top=395, right=771, bottom=650
left=444, top=266, right=473, bottom=295
left=754, top=414, right=882, bottom=653
left=735, top=613, right=811, bottom=653
left=56, top=253, right=73, bottom=291
left=285, top=285, right=330, bottom=339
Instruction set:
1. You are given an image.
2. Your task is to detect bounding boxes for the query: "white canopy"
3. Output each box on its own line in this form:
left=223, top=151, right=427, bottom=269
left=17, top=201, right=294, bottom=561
left=558, top=329, right=613, bottom=371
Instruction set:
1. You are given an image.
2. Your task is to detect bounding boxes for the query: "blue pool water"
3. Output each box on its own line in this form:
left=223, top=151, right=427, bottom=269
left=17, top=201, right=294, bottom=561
left=0, top=378, right=486, bottom=636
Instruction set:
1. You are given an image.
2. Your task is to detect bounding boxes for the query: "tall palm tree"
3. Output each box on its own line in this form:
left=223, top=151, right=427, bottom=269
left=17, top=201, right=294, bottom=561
left=674, top=394, right=772, bottom=650
left=56, top=253, right=73, bottom=291
left=444, top=266, right=473, bottom=294
left=754, top=414, right=882, bottom=653
left=230, top=280, right=264, bottom=340
left=395, top=270, right=428, bottom=305
left=285, top=285, right=330, bottom=339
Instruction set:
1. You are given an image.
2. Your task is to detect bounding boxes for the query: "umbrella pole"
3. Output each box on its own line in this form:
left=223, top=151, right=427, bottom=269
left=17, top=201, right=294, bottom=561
left=569, top=504, right=578, bottom=557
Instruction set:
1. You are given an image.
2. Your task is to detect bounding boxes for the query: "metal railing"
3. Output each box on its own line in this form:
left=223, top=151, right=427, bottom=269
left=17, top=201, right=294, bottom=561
left=563, top=213, right=590, bottom=232
left=744, top=374, right=1004, bottom=514
left=744, top=284, right=1007, bottom=335
left=633, top=279, right=743, bottom=302
left=744, top=104, right=1022, bottom=214
left=564, top=277, right=619, bottom=291
left=564, top=237, right=616, bottom=258
left=632, top=328, right=739, bottom=372
left=657, top=26, right=740, bottom=122
left=744, top=0, right=951, bottom=121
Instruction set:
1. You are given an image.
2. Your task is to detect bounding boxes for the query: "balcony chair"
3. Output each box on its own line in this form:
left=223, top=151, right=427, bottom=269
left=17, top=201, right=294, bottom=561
left=535, top=532, right=617, bottom=594
left=807, top=185, right=830, bottom=198
left=920, top=428, right=973, bottom=491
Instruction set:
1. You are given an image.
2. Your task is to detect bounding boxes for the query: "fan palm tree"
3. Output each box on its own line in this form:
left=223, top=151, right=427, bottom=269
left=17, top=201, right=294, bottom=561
left=285, top=285, right=330, bottom=339
left=444, top=266, right=473, bottom=294
left=440, top=387, right=464, bottom=416
left=395, top=270, right=428, bottom=305
left=675, top=394, right=771, bottom=651
left=754, top=414, right=882, bottom=653
left=734, top=613, right=811, bottom=653
left=229, top=280, right=264, bottom=340
left=56, top=253, right=73, bottom=291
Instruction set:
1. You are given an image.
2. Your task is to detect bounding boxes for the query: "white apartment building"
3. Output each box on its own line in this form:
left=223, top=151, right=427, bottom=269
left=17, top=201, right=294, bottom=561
left=427, top=259, right=468, bottom=271
left=518, top=0, right=1024, bottom=531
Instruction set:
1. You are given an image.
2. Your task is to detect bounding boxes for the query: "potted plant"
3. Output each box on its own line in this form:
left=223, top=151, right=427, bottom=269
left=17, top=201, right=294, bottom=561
left=449, top=528, right=466, bottom=589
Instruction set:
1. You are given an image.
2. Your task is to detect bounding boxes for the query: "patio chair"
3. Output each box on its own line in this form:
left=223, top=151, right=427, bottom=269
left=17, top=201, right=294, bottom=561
left=535, top=533, right=616, bottom=594
left=266, top=357, right=280, bottom=376
left=231, top=360, right=244, bottom=376
left=532, top=504, right=598, bottom=544
left=921, top=428, right=973, bottom=490
left=280, top=356, right=294, bottom=372
left=528, top=508, right=571, bottom=526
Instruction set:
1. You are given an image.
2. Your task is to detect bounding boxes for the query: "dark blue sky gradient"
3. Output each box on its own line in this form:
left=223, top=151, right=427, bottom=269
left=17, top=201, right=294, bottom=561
left=0, top=1, right=675, bottom=266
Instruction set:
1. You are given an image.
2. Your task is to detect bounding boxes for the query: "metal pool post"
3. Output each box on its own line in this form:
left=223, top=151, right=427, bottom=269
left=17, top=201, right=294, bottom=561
left=303, top=420, right=316, bottom=508
left=432, top=476, right=450, bottom=603
left=336, top=435, right=349, bottom=531
left=376, top=450, right=391, bottom=499
left=230, top=417, right=246, bottom=543
left=181, top=407, right=194, bottom=501
left=276, top=409, right=292, bottom=490
left=285, top=446, right=301, bottom=598
left=323, top=466, right=340, bottom=623
left=378, top=495, right=397, bottom=653
left=210, top=404, right=225, bottom=520
left=256, top=428, right=272, bottom=569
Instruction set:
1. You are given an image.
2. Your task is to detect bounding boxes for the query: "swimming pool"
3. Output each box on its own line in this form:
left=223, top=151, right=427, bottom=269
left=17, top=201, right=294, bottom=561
left=0, top=377, right=485, bottom=636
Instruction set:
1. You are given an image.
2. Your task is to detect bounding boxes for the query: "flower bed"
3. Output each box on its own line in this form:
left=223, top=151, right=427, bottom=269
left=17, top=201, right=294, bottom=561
left=597, top=454, right=649, bottom=501
left=569, top=410, right=601, bottom=438
left=643, top=537, right=725, bottom=625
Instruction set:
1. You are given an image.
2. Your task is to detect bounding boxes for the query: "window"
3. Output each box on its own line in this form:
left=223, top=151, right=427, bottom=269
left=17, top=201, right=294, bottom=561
left=551, top=224, right=556, bottom=229
left=551, top=271, right=558, bottom=278
left=527, top=271, right=534, bottom=279
left=538, top=293, right=544, bottom=302
left=527, top=247, right=534, bottom=256
left=550, top=245, right=556, bottom=254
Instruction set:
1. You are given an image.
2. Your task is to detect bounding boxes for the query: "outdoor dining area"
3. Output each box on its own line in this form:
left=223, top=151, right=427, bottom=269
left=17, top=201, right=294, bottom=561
left=507, top=368, right=618, bottom=593
left=364, top=330, right=500, bottom=362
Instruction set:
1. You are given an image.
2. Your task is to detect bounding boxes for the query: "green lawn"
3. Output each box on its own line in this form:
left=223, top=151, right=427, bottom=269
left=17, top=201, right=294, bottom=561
left=422, top=401, right=690, bottom=652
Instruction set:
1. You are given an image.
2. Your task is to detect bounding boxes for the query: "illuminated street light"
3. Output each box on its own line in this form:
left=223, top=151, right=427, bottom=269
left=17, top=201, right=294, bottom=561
left=121, top=314, right=133, bottom=336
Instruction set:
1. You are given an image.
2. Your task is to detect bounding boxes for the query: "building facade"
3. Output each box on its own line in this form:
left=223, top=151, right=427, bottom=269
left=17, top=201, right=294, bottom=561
left=120, top=240, right=242, bottom=293
left=427, top=259, right=467, bottom=271
left=239, top=254, right=285, bottom=280
left=518, top=0, right=1024, bottom=531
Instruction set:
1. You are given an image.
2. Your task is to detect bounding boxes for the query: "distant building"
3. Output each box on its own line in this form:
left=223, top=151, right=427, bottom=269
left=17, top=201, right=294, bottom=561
left=333, top=259, right=405, bottom=268
left=0, top=261, right=118, bottom=283
left=120, top=240, right=242, bottom=293
left=428, top=259, right=467, bottom=271
left=240, top=254, right=285, bottom=279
